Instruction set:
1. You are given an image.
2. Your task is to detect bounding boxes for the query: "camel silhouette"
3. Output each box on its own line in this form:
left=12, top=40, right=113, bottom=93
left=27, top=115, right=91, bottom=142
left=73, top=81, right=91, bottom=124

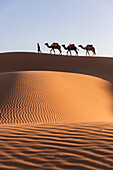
left=62, top=44, right=79, bottom=55
left=78, top=45, right=96, bottom=56
left=45, top=43, right=62, bottom=54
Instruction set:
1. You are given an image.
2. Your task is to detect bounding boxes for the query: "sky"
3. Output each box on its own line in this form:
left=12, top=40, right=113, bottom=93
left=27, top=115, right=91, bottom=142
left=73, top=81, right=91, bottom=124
left=0, top=0, right=113, bottom=57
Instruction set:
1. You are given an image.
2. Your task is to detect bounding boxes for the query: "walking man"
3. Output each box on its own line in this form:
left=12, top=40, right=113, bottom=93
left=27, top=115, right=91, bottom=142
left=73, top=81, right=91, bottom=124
left=37, top=43, right=42, bottom=53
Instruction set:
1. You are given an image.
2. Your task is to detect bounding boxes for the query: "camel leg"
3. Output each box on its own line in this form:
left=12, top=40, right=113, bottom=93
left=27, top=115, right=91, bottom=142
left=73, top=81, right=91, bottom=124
left=53, top=49, right=55, bottom=54
left=59, top=49, right=62, bottom=55
left=86, top=51, right=88, bottom=56
left=92, top=49, right=96, bottom=57
left=67, top=51, right=68, bottom=55
left=50, top=49, right=52, bottom=54
left=86, top=50, right=90, bottom=56
left=92, top=52, right=95, bottom=57
left=70, top=50, right=72, bottom=56
left=75, top=50, right=78, bottom=56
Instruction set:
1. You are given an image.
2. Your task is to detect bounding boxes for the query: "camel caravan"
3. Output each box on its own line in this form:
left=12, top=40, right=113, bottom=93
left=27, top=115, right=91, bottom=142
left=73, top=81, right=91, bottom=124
left=39, top=42, right=96, bottom=57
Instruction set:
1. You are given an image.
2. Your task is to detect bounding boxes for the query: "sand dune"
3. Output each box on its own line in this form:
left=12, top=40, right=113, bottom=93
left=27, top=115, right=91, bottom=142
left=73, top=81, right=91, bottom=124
left=0, top=52, right=113, bottom=169
left=0, top=71, right=113, bottom=124
left=0, top=52, right=113, bottom=83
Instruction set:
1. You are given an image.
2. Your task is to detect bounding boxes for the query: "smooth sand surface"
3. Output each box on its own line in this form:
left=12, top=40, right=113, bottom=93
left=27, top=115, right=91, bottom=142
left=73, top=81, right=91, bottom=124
left=0, top=52, right=113, bottom=169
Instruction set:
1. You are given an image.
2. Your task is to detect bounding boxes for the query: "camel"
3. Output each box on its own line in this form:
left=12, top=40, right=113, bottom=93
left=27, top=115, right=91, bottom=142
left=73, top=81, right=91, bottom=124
left=45, top=43, right=62, bottom=54
left=62, top=44, right=79, bottom=55
left=78, top=45, right=96, bottom=56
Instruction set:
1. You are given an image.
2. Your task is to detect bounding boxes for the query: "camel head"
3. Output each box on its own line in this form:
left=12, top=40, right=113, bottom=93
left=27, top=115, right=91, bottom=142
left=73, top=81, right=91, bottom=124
left=62, top=44, right=67, bottom=50
left=62, top=44, right=65, bottom=48
left=45, top=43, right=49, bottom=46
left=78, top=45, right=85, bottom=50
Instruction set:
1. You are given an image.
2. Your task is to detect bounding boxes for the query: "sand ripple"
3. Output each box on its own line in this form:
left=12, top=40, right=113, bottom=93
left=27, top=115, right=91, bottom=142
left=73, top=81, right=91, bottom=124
left=0, top=71, right=113, bottom=124
left=0, top=123, right=113, bottom=169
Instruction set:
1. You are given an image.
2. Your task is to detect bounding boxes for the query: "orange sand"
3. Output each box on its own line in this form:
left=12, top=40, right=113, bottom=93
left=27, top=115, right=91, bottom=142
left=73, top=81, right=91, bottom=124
left=0, top=52, right=113, bottom=169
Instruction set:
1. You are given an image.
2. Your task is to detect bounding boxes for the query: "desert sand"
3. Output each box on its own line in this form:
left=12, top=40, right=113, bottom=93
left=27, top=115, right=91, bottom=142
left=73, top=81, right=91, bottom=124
left=0, top=52, right=113, bottom=169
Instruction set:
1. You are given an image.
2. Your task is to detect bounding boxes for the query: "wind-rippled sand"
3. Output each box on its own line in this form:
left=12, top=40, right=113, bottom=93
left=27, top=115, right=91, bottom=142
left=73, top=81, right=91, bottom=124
left=1, top=123, right=113, bottom=169
left=0, top=71, right=112, bottom=124
left=0, top=52, right=113, bottom=169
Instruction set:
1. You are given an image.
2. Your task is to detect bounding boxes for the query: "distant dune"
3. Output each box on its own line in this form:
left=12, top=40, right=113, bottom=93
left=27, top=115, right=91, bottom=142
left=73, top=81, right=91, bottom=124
left=0, top=52, right=113, bottom=169
left=0, top=52, right=113, bottom=83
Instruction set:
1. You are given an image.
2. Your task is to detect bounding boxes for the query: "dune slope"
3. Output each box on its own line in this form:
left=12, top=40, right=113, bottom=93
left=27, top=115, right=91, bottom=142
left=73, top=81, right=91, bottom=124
left=0, top=71, right=113, bottom=124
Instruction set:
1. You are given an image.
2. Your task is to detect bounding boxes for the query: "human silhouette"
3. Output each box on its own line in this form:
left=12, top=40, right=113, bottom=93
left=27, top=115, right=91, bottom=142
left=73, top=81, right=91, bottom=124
left=37, top=43, right=42, bottom=53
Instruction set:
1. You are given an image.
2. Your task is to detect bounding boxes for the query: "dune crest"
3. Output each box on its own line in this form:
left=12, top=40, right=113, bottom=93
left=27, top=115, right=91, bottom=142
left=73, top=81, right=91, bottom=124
left=0, top=52, right=113, bottom=83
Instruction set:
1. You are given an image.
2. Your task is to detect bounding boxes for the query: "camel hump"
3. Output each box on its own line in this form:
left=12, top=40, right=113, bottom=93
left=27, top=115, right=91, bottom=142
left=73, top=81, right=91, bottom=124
left=69, top=44, right=74, bottom=48
left=52, top=42, right=58, bottom=47
left=87, top=44, right=93, bottom=48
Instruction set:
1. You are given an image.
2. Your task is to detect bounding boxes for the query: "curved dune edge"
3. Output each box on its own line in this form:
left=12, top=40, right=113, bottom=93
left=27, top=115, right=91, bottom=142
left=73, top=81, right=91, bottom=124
left=0, top=71, right=113, bottom=124
left=0, top=52, right=113, bottom=84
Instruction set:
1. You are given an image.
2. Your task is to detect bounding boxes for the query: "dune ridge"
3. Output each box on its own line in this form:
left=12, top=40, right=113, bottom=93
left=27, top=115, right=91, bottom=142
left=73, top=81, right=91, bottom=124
left=0, top=52, right=113, bottom=169
left=0, top=52, right=113, bottom=83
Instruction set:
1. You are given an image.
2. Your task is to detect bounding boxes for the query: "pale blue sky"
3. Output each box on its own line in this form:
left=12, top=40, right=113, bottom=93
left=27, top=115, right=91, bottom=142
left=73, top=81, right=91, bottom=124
left=0, top=0, right=113, bottom=56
